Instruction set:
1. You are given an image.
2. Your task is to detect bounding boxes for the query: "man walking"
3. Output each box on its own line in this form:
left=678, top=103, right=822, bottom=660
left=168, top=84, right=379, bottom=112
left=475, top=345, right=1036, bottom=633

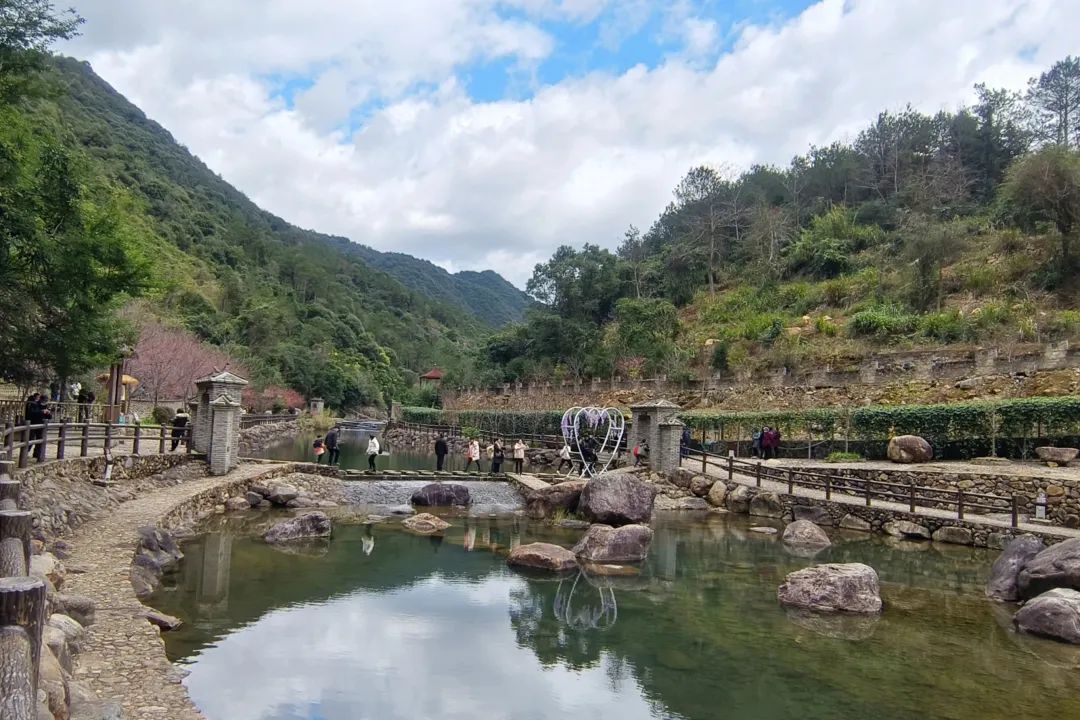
left=434, top=434, right=448, bottom=471
left=325, top=425, right=341, bottom=465
left=171, top=407, right=190, bottom=451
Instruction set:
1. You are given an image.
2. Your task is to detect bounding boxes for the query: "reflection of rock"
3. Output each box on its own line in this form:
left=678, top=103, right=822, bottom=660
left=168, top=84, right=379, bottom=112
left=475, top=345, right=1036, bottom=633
left=883, top=520, right=930, bottom=540
left=749, top=526, right=778, bottom=535
left=990, top=602, right=1080, bottom=670
left=402, top=513, right=451, bottom=535
left=578, top=472, right=657, bottom=526
left=507, top=542, right=577, bottom=572
left=411, top=483, right=470, bottom=507
left=986, top=535, right=1045, bottom=602
left=525, top=480, right=587, bottom=520
left=573, top=524, right=652, bottom=562
left=654, top=496, right=709, bottom=511
left=887, top=435, right=933, bottom=463
left=1019, top=538, right=1080, bottom=599
left=777, top=563, right=882, bottom=614
left=264, top=512, right=333, bottom=544
left=785, top=608, right=880, bottom=641
left=656, top=647, right=696, bottom=671
left=782, top=520, right=831, bottom=550
left=1014, top=588, right=1080, bottom=644
left=136, top=526, right=184, bottom=574
left=882, top=536, right=931, bottom=552
left=268, top=538, right=331, bottom=557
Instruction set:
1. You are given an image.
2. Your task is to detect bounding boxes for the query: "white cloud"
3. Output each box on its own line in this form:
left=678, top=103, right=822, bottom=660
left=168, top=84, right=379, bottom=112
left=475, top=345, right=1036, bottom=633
left=61, top=0, right=1080, bottom=287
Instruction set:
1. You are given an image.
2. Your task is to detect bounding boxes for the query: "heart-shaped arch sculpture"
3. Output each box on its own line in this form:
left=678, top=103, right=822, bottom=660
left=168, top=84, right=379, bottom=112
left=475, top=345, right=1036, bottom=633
left=560, top=406, right=625, bottom=476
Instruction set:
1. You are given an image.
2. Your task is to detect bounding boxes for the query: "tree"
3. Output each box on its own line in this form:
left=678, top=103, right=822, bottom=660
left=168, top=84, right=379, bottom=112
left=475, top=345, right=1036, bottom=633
left=526, top=244, right=622, bottom=325
left=0, top=0, right=83, bottom=101
left=1026, top=56, right=1080, bottom=150
left=614, top=298, right=678, bottom=373
left=786, top=206, right=880, bottom=279
left=617, top=225, right=650, bottom=299
left=1001, top=146, right=1080, bottom=273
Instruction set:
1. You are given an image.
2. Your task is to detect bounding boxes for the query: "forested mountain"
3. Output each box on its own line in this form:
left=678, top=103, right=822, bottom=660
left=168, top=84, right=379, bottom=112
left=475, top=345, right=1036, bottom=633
left=3, top=35, right=496, bottom=408
left=345, top=245, right=531, bottom=326
left=482, top=58, right=1080, bottom=386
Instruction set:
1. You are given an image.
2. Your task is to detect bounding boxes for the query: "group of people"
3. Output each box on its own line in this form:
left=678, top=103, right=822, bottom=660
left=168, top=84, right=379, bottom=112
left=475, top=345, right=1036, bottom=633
left=23, top=392, right=53, bottom=461
left=437, top=436, right=527, bottom=474
left=312, top=427, right=383, bottom=470
left=751, top=426, right=782, bottom=459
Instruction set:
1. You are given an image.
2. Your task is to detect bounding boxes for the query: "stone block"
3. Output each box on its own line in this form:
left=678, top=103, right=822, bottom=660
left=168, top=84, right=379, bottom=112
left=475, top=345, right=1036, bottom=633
left=931, top=526, right=974, bottom=546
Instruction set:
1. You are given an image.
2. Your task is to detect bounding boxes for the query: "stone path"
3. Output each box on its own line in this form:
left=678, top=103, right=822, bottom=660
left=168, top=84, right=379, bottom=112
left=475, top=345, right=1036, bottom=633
left=684, top=458, right=1080, bottom=542
left=61, top=463, right=282, bottom=720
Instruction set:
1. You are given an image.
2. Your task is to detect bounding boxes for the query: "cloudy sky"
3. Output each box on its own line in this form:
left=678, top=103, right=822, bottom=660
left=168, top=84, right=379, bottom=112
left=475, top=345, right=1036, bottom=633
left=62, top=0, right=1077, bottom=287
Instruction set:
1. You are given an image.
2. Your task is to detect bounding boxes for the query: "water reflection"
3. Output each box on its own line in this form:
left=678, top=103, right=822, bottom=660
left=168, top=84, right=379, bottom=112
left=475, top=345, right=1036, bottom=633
left=554, top=571, right=619, bottom=631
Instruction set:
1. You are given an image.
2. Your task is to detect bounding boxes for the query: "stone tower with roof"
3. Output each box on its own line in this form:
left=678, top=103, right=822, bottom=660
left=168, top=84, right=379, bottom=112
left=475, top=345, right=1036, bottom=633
left=629, top=399, right=683, bottom=473
left=191, top=370, right=248, bottom=475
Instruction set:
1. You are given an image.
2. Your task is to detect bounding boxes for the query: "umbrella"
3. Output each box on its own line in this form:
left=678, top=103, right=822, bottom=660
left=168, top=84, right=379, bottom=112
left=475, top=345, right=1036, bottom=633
left=95, top=373, right=140, bottom=387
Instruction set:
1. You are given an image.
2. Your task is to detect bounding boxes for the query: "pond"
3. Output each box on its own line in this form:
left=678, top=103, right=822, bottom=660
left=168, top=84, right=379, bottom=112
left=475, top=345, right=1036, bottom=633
left=152, top=509, right=1080, bottom=720
left=255, top=428, right=547, bottom=473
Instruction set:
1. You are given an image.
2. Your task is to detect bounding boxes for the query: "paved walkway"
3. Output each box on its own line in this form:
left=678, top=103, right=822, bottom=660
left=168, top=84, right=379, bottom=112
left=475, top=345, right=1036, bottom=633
left=682, top=458, right=1080, bottom=542
left=62, top=463, right=281, bottom=720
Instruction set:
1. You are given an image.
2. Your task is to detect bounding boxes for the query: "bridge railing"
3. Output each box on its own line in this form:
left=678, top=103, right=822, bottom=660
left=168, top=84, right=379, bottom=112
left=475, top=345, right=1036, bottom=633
left=239, top=414, right=299, bottom=429
left=687, top=448, right=1023, bottom=529
left=0, top=420, right=192, bottom=470
left=0, top=458, right=46, bottom=719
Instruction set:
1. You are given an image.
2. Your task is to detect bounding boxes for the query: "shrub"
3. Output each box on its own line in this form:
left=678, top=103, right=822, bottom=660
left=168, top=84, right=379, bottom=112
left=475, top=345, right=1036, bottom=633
left=919, top=311, right=969, bottom=342
left=825, top=451, right=863, bottom=463
left=962, top=266, right=998, bottom=295
left=151, top=406, right=174, bottom=425
left=710, top=342, right=729, bottom=372
left=847, top=305, right=918, bottom=339
left=813, top=315, right=839, bottom=337
left=1044, top=310, right=1080, bottom=338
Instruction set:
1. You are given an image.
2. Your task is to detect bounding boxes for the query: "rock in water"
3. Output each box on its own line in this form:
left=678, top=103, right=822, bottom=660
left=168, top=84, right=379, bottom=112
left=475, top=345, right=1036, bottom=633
left=986, top=535, right=1045, bottom=602
left=726, top=485, right=753, bottom=514
left=573, top=524, right=653, bottom=562
left=578, top=472, right=657, bottom=526
left=690, top=476, right=714, bottom=497
left=1018, top=537, right=1080, bottom=599
left=782, top=520, right=832, bottom=549
left=401, top=513, right=451, bottom=535
left=145, top=609, right=183, bottom=631
left=1014, top=588, right=1080, bottom=644
left=506, top=542, right=577, bottom=572
left=706, top=482, right=727, bottom=507
left=777, top=563, right=882, bottom=614
left=267, top=483, right=300, bottom=506
left=410, top=483, right=470, bottom=507
left=224, top=496, right=250, bottom=512
left=135, top=526, right=184, bottom=574
left=525, top=480, right=587, bottom=519
left=263, top=512, right=333, bottom=544
left=886, top=435, right=933, bottom=464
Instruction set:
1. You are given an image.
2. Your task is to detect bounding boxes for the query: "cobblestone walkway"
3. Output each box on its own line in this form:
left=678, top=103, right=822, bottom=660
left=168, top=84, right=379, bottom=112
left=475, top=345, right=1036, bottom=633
left=684, top=458, right=1080, bottom=541
left=62, top=463, right=281, bottom=720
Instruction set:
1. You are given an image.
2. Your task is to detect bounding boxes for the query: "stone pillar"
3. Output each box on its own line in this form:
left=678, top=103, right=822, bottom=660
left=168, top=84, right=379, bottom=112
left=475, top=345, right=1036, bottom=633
left=191, top=371, right=248, bottom=473
left=309, top=397, right=325, bottom=415
left=629, top=399, right=682, bottom=474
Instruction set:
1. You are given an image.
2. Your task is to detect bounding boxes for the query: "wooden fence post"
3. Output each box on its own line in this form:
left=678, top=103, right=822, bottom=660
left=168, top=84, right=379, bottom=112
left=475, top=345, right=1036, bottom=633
left=104, top=423, right=112, bottom=454
left=865, top=481, right=871, bottom=507
left=756, top=462, right=762, bottom=488
left=957, top=491, right=965, bottom=520
left=57, top=420, right=69, bottom=461
left=159, top=425, right=166, bottom=455
left=908, top=482, right=916, bottom=513
left=727, top=455, right=733, bottom=482
left=37, top=421, right=49, bottom=463
left=1011, top=496, right=1019, bottom=528
left=0, top=510, right=32, bottom=577
left=701, top=449, right=707, bottom=474
left=0, top=576, right=47, bottom=716
left=17, top=423, right=28, bottom=469
left=3, top=423, right=12, bottom=461
left=825, top=475, right=832, bottom=500
left=80, top=422, right=89, bottom=457
left=132, top=425, right=142, bottom=456
left=787, top=468, right=794, bottom=494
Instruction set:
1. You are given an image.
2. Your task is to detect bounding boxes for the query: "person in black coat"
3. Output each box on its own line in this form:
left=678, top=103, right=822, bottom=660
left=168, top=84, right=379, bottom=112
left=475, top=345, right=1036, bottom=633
left=434, top=435, right=448, bottom=471
left=26, top=393, right=51, bottom=461
left=171, top=408, right=190, bottom=451
left=325, top=426, right=341, bottom=465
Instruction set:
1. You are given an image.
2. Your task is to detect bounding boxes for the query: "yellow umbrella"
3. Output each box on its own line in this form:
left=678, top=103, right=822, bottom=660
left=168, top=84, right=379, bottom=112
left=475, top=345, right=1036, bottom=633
left=96, top=373, right=139, bottom=387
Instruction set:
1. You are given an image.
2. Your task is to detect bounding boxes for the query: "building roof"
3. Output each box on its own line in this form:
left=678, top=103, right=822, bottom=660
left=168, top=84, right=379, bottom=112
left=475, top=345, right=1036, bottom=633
left=194, top=369, right=249, bottom=386
left=420, top=367, right=445, bottom=380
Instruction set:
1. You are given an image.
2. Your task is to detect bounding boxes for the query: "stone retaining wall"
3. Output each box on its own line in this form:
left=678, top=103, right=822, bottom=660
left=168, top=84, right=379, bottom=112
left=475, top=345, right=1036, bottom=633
left=238, top=420, right=300, bottom=455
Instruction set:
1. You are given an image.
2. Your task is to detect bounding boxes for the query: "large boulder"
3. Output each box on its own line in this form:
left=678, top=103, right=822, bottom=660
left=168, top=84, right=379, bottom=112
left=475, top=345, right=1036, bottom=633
left=782, top=520, right=832, bottom=550
left=401, top=513, right=451, bottom=535
left=224, top=496, right=250, bottom=512
left=726, top=485, right=753, bottom=514
left=886, top=435, right=933, bottom=464
left=135, top=526, right=183, bottom=574
left=506, top=542, right=577, bottom=572
left=267, top=483, right=300, bottom=506
left=1018, top=537, right=1080, bottom=599
left=1035, top=446, right=1079, bottom=467
left=38, top=644, right=68, bottom=720
left=987, top=535, right=1046, bottom=602
left=1014, top=588, right=1080, bottom=644
left=29, top=552, right=65, bottom=590
left=263, top=512, right=332, bottom=544
left=668, top=468, right=696, bottom=489
left=750, top=491, right=784, bottom=518
left=777, top=563, right=882, bottom=614
left=578, top=472, right=657, bottom=526
left=411, top=483, right=470, bottom=507
left=130, top=563, right=160, bottom=599
left=689, top=476, right=714, bottom=497
left=572, top=524, right=653, bottom=563
left=525, top=480, right=586, bottom=519
left=706, top=482, right=728, bottom=508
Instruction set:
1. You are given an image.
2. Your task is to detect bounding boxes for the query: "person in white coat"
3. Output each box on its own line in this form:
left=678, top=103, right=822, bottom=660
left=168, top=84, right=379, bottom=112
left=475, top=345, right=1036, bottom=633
left=366, top=434, right=381, bottom=471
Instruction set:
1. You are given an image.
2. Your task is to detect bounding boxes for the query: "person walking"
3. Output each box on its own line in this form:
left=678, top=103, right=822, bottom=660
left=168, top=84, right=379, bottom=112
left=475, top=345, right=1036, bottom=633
left=366, top=434, right=380, bottom=471
left=434, top=434, right=449, bottom=471
left=465, top=438, right=482, bottom=472
left=313, top=436, right=326, bottom=464
left=26, top=393, right=50, bottom=461
left=556, top=441, right=573, bottom=473
left=633, top=438, right=648, bottom=467
left=325, top=425, right=341, bottom=465
left=512, top=439, right=527, bottom=473
left=170, top=407, right=190, bottom=451
left=491, top=438, right=505, bottom=474
left=76, top=387, right=89, bottom=422
left=751, top=427, right=763, bottom=458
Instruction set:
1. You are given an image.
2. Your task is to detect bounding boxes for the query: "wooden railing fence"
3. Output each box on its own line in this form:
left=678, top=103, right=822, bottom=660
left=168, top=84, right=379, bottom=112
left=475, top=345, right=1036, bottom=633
left=1, top=420, right=192, bottom=470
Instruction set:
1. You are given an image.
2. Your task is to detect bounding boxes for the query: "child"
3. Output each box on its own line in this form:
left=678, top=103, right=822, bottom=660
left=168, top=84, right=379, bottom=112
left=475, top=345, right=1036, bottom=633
left=557, top=442, right=573, bottom=473
left=313, top=436, right=326, bottom=464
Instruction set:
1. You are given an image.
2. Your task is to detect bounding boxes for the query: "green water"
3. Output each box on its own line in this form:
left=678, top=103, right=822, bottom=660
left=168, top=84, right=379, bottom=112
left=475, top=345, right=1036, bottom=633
left=154, top=512, right=1080, bottom=720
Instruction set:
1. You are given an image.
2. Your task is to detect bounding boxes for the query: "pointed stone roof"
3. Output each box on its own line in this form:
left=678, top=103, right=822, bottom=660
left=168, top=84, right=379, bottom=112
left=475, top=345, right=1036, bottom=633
left=629, top=399, right=681, bottom=410
left=209, top=393, right=241, bottom=407
left=194, top=370, right=249, bottom=386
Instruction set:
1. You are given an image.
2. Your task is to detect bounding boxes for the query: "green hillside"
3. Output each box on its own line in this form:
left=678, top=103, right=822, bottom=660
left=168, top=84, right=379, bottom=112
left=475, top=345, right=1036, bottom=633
left=2, top=46, right=491, bottom=407
left=346, top=245, right=531, bottom=326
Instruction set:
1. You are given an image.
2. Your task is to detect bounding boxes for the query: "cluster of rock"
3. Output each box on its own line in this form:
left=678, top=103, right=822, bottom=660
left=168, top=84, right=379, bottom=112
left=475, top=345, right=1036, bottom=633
left=987, top=535, right=1080, bottom=645
left=29, top=547, right=121, bottom=720
left=221, top=477, right=340, bottom=513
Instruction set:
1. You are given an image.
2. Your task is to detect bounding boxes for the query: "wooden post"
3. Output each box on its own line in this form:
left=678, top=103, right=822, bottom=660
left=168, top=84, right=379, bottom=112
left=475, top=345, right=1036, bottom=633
left=701, top=448, right=707, bottom=474
left=0, top=576, right=47, bottom=715
left=825, top=475, right=831, bottom=501
left=37, top=420, right=49, bottom=463
left=3, top=422, right=12, bottom=460
left=104, top=422, right=113, bottom=453
left=0, top=510, right=32, bottom=577
left=80, top=422, right=89, bottom=457
left=957, top=491, right=965, bottom=520
left=755, top=461, right=762, bottom=488
left=865, top=481, right=872, bottom=507
left=17, top=424, right=28, bottom=469
left=133, top=425, right=142, bottom=456
left=908, top=482, right=916, bottom=513
left=0, top=477, right=19, bottom=513
left=57, top=420, right=69, bottom=461
left=727, top=455, right=733, bottom=482
left=787, top=468, right=794, bottom=494
left=159, top=425, right=166, bottom=455
left=1011, top=496, right=1019, bottom=528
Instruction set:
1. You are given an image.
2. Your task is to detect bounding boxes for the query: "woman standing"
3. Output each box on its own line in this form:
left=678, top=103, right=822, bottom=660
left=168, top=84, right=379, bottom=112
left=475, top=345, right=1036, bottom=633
left=512, top=439, right=527, bottom=473
left=366, top=434, right=381, bottom=471
left=491, top=439, right=505, bottom=474
left=465, top=438, right=482, bottom=472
